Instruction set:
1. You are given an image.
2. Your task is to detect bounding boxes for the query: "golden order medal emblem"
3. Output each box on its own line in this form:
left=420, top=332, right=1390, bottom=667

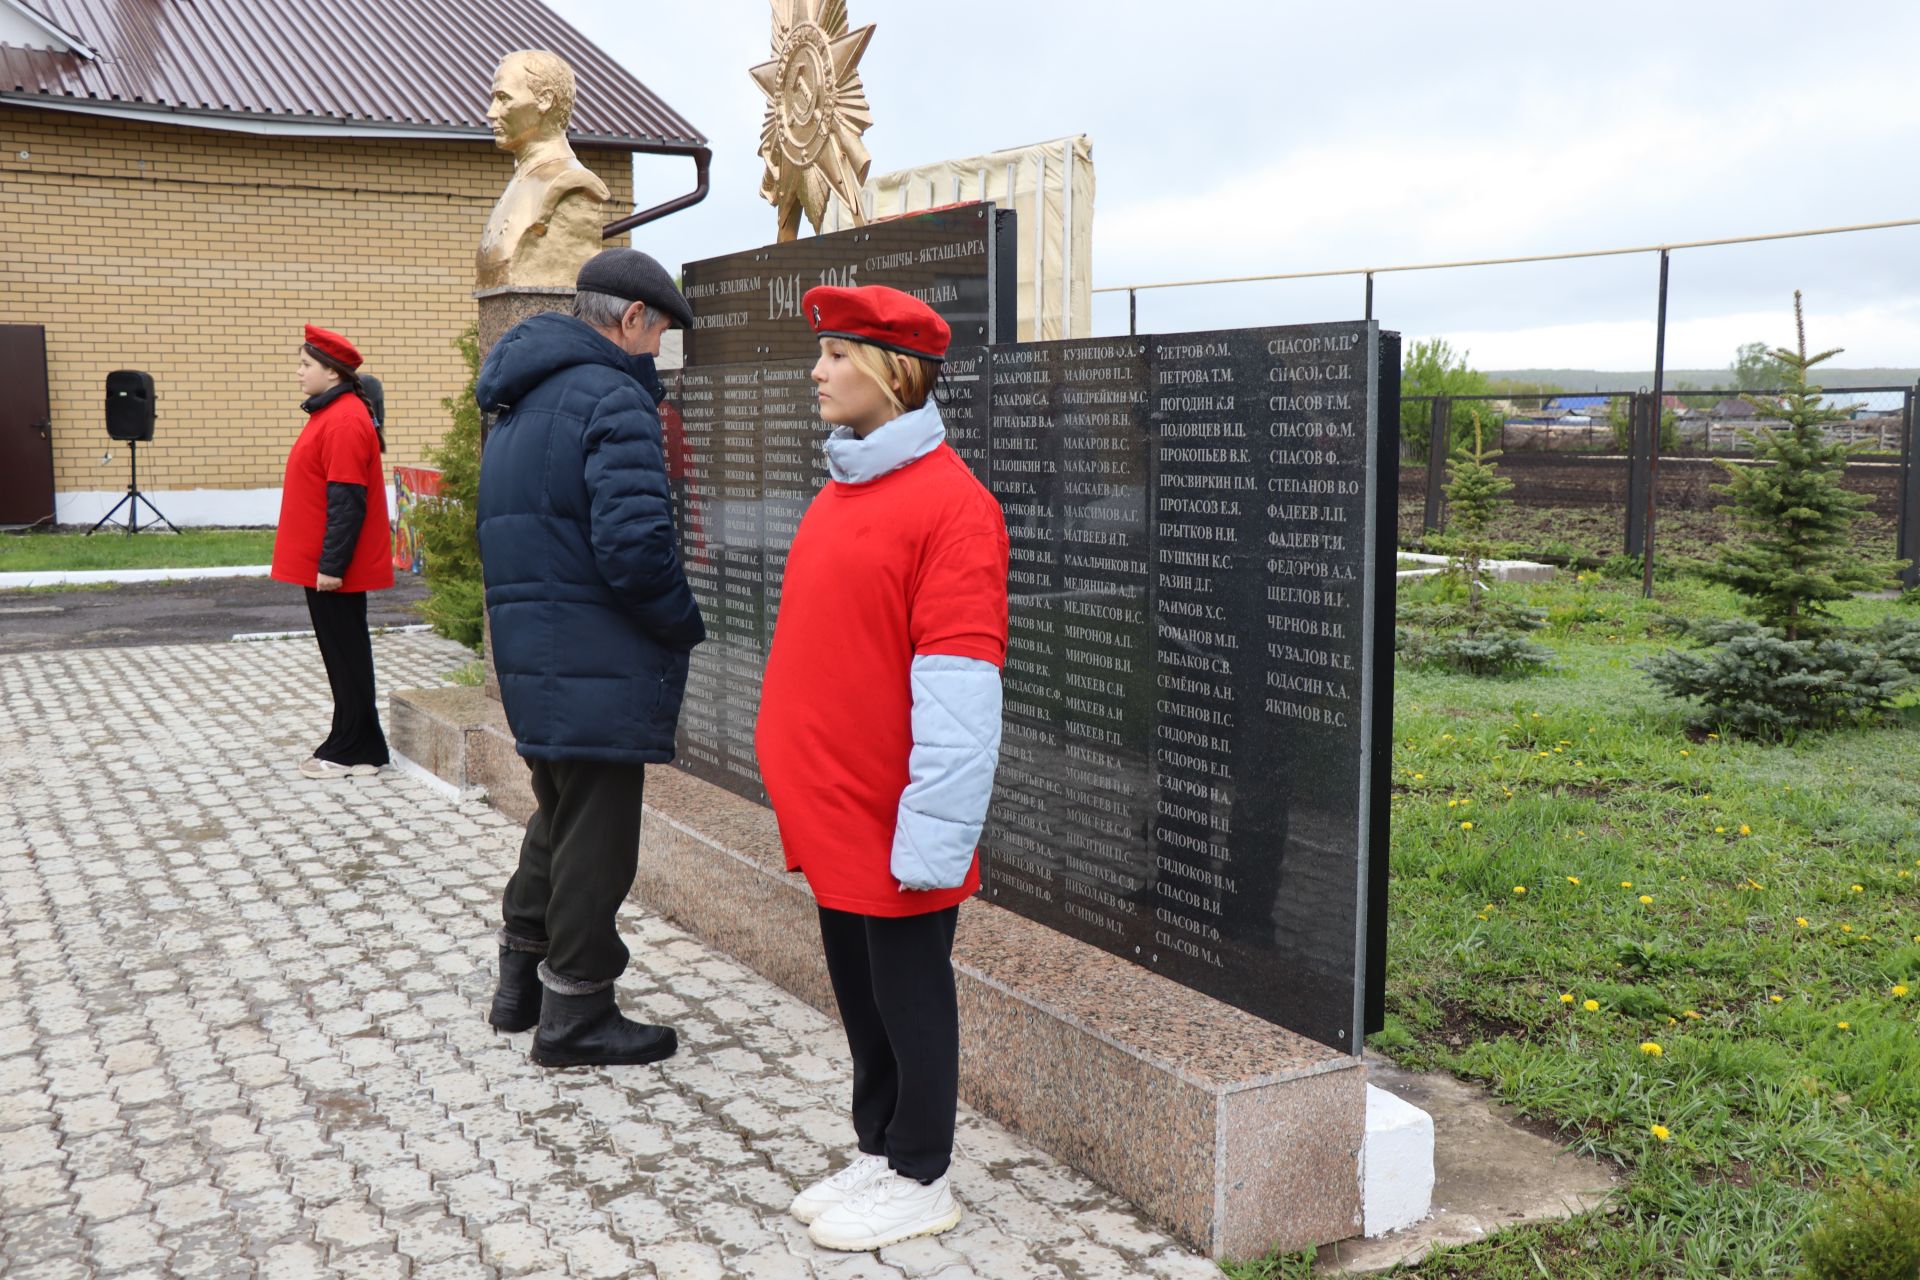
left=751, top=0, right=876, bottom=241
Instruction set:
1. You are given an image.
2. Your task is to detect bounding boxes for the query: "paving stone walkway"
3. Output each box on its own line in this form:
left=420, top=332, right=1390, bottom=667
left=0, top=634, right=1222, bottom=1280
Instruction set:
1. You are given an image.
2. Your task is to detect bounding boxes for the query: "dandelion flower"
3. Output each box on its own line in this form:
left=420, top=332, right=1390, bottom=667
left=1738, top=825, right=1751, bottom=836
left=1639, top=895, right=1654, bottom=905
left=1837, top=1021, right=1851, bottom=1031
left=1583, top=999, right=1600, bottom=1012
left=1447, top=799, right=1458, bottom=808
left=1770, top=995, right=1784, bottom=1003
left=1796, top=917, right=1809, bottom=928
left=1842, top=924, right=1854, bottom=934
left=1509, top=882, right=1522, bottom=892
left=1538, top=751, right=1550, bottom=758
left=1714, top=826, right=1726, bottom=834
left=1640, top=1042, right=1663, bottom=1056
left=1707, top=733, right=1719, bottom=740
left=1850, top=884, right=1864, bottom=893
left=1567, top=876, right=1581, bottom=885
left=1413, top=773, right=1425, bottom=780
left=1894, top=985, right=1910, bottom=998
left=1621, top=881, right=1633, bottom=889
left=1680, top=750, right=1690, bottom=757
left=1560, top=993, right=1575, bottom=1004
left=1650, top=1124, right=1671, bottom=1142
left=1684, top=1010, right=1702, bottom=1020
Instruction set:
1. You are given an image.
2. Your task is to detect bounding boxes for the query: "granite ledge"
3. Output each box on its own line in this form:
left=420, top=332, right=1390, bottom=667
left=641, top=766, right=1356, bottom=1091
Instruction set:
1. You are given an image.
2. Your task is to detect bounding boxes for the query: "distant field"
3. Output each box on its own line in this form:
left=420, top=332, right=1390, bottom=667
left=1485, top=367, right=1920, bottom=392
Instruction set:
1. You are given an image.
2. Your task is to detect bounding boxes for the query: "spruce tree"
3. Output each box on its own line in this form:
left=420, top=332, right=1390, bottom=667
left=1642, top=295, right=1919, bottom=736
left=1441, top=405, right=1511, bottom=615
left=1705, top=291, right=1899, bottom=637
left=414, top=328, right=486, bottom=650
left=1396, top=405, right=1552, bottom=676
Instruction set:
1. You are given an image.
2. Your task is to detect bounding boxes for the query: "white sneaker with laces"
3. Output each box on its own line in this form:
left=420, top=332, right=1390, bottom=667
left=806, top=1171, right=961, bottom=1251
left=789, top=1152, right=890, bottom=1225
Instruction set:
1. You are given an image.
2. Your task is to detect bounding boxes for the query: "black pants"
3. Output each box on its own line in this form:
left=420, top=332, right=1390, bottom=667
left=305, top=588, right=389, bottom=766
left=817, top=905, right=960, bottom=1183
left=502, top=758, right=647, bottom=985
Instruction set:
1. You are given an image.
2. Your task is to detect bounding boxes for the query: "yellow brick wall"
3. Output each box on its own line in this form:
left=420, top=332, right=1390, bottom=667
left=0, top=105, right=635, bottom=500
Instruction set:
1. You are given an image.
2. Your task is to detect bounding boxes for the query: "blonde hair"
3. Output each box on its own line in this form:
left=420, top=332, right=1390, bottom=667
left=838, top=340, right=939, bottom=416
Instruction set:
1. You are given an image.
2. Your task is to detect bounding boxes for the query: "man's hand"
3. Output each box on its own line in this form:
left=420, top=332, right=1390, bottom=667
left=316, top=573, right=344, bottom=592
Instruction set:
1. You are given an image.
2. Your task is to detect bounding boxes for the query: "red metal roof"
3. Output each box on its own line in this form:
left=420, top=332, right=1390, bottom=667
left=0, top=0, right=704, bottom=150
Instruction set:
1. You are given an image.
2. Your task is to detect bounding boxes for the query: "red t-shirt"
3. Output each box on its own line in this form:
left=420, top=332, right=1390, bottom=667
left=756, top=444, right=1009, bottom=917
left=271, top=392, right=395, bottom=593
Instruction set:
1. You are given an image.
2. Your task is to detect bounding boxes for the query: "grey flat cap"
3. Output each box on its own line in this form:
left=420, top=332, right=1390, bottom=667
left=576, top=248, right=694, bottom=329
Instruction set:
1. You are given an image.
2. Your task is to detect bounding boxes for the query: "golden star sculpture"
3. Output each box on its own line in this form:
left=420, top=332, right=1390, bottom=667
left=751, top=0, right=876, bottom=242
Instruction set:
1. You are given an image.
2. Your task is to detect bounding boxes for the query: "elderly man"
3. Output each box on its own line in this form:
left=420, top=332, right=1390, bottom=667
left=476, top=248, right=704, bottom=1067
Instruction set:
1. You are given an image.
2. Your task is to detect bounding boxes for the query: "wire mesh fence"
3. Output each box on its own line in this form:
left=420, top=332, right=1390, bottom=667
left=1398, top=385, right=1919, bottom=579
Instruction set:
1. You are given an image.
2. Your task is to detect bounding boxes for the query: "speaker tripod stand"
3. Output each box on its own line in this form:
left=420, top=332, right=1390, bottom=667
left=88, top=440, right=180, bottom=535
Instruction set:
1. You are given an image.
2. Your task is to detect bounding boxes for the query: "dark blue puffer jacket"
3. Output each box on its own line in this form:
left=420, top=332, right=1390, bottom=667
left=476, top=312, right=704, bottom=763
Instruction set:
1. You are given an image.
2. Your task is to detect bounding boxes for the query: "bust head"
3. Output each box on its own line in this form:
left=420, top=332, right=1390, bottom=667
left=486, top=50, right=576, bottom=155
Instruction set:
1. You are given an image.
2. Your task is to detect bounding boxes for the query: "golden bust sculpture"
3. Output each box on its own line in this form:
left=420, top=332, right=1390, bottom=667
left=475, top=50, right=611, bottom=290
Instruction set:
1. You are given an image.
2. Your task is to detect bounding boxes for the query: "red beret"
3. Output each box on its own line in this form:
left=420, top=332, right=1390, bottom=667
left=803, top=285, right=950, bottom=361
left=303, top=324, right=363, bottom=371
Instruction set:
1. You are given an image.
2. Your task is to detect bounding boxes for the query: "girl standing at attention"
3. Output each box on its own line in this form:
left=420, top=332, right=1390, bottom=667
left=756, top=286, right=1009, bottom=1252
left=271, top=324, right=394, bottom=778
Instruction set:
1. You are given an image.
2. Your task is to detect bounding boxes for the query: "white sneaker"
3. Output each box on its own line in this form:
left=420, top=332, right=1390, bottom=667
left=300, top=757, right=353, bottom=779
left=807, top=1171, right=961, bottom=1251
left=789, top=1152, right=890, bottom=1225
left=300, top=758, right=381, bottom=779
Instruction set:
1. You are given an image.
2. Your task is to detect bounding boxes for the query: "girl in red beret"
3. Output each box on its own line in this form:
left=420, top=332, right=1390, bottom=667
left=757, top=286, right=1009, bottom=1251
left=271, top=325, right=395, bottom=779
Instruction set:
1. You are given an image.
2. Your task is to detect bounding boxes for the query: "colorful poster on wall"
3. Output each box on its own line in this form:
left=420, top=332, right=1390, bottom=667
left=391, top=466, right=441, bottom=574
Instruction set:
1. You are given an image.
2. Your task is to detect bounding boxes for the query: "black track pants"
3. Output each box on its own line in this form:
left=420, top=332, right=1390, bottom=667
left=816, top=904, right=961, bottom=1182
left=304, top=587, right=388, bottom=767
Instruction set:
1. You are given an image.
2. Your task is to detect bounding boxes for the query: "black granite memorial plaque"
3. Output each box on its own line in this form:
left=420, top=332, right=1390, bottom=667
left=663, top=370, right=727, bottom=787
left=681, top=204, right=1011, bottom=366
left=664, top=220, right=1392, bottom=1051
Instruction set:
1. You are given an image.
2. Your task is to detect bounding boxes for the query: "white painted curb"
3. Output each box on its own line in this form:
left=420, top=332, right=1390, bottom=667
left=0, top=564, right=275, bottom=591
left=1361, top=1084, right=1436, bottom=1238
left=231, top=623, right=432, bottom=643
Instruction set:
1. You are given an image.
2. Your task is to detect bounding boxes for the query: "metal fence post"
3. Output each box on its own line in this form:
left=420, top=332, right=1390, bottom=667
left=1624, top=392, right=1650, bottom=557
left=1423, top=397, right=1450, bottom=534
left=1900, top=382, right=1920, bottom=591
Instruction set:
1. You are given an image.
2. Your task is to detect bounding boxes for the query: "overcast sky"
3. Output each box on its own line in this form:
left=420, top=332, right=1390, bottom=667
left=554, top=1, right=1920, bottom=373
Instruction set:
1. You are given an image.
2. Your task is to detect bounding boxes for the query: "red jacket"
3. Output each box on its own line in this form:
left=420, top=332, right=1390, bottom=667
left=756, top=442, right=1008, bottom=917
left=271, top=389, right=394, bottom=593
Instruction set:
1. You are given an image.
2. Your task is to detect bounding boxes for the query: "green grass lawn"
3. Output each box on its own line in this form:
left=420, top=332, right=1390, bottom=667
left=1233, top=573, right=1919, bottom=1279
left=0, top=528, right=275, bottom=572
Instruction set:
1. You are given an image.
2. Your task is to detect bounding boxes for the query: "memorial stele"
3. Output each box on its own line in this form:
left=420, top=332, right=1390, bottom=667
left=475, top=49, right=612, bottom=290
left=751, top=0, right=877, bottom=242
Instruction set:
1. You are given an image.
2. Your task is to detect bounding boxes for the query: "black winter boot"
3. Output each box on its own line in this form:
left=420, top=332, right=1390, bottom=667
left=530, top=968, right=678, bottom=1068
left=489, top=935, right=545, bottom=1033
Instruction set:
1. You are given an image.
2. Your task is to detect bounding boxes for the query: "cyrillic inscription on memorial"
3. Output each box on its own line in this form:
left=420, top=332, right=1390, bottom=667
left=682, top=204, right=999, bottom=366
left=661, top=318, right=1393, bottom=1052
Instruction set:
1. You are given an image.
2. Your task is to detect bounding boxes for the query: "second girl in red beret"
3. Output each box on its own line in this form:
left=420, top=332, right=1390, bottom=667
left=271, top=324, right=395, bottom=779
left=756, top=286, right=1009, bottom=1252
